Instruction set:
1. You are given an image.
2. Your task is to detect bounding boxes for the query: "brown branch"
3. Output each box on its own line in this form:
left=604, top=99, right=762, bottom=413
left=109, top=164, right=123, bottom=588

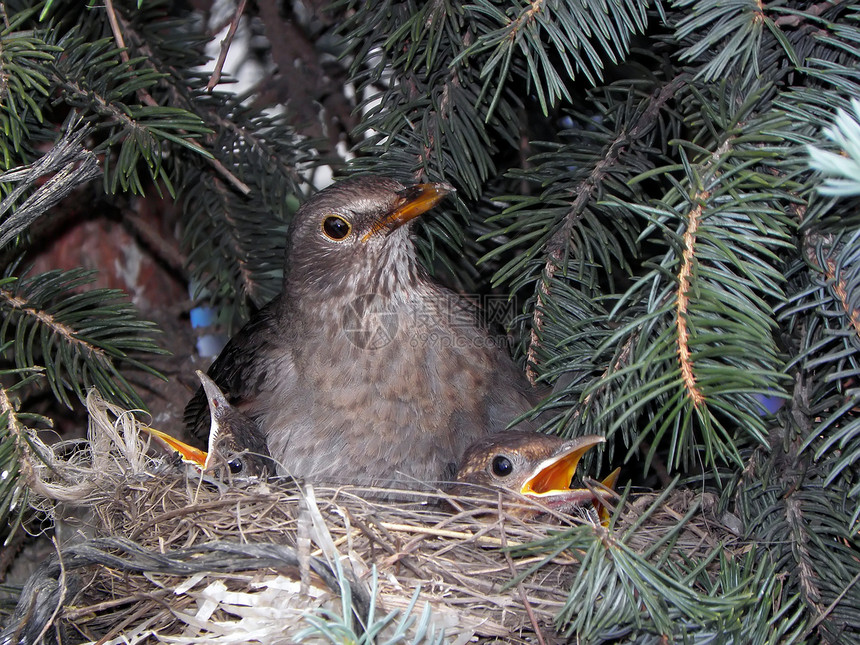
left=210, top=175, right=259, bottom=300
left=104, top=0, right=157, bottom=108
left=774, top=0, right=842, bottom=27
left=254, top=2, right=357, bottom=147
left=207, top=0, right=248, bottom=92
left=824, top=256, right=860, bottom=343
left=102, top=3, right=251, bottom=195
left=676, top=197, right=706, bottom=408
left=104, top=0, right=129, bottom=64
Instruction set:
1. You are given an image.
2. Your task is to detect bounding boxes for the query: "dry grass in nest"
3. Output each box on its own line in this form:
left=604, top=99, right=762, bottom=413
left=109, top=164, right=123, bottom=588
left=8, top=391, right=744, bottom=644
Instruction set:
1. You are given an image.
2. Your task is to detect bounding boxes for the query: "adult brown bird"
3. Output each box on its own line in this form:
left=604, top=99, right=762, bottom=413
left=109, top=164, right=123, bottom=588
left=456, top=431, right=619, bottom=516
left=184, top=175, right=540, bottom=490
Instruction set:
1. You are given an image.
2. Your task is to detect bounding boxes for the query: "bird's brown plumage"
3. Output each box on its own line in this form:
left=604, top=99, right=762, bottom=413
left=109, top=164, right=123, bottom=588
left=185, top=175, right=540, bottom=490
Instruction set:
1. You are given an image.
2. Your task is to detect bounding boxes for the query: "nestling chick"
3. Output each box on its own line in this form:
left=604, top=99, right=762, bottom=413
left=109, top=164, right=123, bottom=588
left=146, top=371, right=272, bottom=478
left=456, top=431, right=619, bottom=517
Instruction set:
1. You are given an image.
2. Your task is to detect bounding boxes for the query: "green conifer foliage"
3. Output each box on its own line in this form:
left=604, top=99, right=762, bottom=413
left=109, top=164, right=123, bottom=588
left=1, top=0, right=858, bottom=641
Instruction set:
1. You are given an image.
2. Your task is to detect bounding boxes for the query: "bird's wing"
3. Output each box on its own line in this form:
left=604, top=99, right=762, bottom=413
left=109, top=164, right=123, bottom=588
left=183, top=297, right=296, bottom=442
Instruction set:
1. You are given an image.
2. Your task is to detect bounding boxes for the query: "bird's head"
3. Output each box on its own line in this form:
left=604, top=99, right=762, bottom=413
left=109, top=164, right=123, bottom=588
left=284, top=175, right=452, bottom=304
left=144, top=371, right=271, bottom=479
left=456, top=432, right=613, bottom=513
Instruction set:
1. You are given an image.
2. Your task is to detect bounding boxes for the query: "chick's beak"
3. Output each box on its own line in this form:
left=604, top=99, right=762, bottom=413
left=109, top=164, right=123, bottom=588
left=521, top=435, right=606, bottom=497
left=141, top=370, right=222, bottom=471
left=142, top=426, right=209, bottom=470
left=362, top=182, right=453, bottom=242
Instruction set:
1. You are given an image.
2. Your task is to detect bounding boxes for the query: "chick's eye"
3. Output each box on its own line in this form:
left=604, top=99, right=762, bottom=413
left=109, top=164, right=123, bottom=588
left=491, top=455, right=513, bottom=477
left=227, top=458, right=244, bottom=474
left=322, top=215, right=352, bottom=240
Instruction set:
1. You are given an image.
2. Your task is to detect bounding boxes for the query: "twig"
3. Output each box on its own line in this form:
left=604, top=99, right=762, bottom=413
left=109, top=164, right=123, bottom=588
left=801, top=569, right=860, bottom=639
left=128, top=496, right=280, bottom=541
left=347, top=514, right=426, bottom=579
left=378, top=521, right=523, bottom=547
left=498, top=496, right=547, bottom=645
left=104, top=0, right=129, bottom=64
left=33, top=539, right=67, bottom=645
left=774, top=0, right=841, bottom=27
left=102, top=0, right=252, bottom=195
left=207, top=0, right=248, bottom=91
left=104, top=0, right=157, bottom=108
left=298, top=494, right=311, bottom=596
left=93, top=598, right=163, bottom=645
left=62, top=590, right=169, bottom=620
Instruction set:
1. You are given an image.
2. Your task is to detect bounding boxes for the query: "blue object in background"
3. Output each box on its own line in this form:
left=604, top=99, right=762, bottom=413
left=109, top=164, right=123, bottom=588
left=754, top=393, right=785, bottom=416
left=190, top=306, right=218, bottom=328
left=189, top=284, right=228, bottom=359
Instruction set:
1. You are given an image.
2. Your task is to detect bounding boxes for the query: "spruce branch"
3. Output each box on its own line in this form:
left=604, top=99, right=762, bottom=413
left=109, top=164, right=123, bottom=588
left=0, top=270, right=167, bottom=410
left=50, top=34, right=211, bottom=196
left=0, top=357, right=49, bottom=541
left=591, top=84, right=797, bottom=472
left=517, top=73, right=689, bottom=384
left=735, top=413, right=860, bottom=641
left=673, top=0, right=801, bottom=81
left=786, top=493, right=823, bottom=610
left=178, top=93, right=315, bottom=322
left=808, top=98, right=860, bottom=198
left=103, top=2, right=251, bottom=194
left=462, top=0, right=651, bottom=116
left=0, top=11, right=58, bottom=157
left=823, top=250, right=860, bottom=342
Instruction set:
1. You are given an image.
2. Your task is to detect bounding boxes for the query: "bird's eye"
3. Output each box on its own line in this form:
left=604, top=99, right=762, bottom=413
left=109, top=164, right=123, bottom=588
left=227, top=458, right=244, bottom=474
left=491, top=455, right=513, bottom=477
left=322, top=215, right=352, bottom=240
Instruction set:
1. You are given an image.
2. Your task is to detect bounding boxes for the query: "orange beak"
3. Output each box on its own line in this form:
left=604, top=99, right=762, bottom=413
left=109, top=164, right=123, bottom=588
left=521, top=435, right=606, bottom=498
left=141, top=370, right=234, bottom=472
left=594, top=467, right=621, bottom=524
left=520, top=435, right=620, bottom=518
left=361, top=182, right=453, bottom=242
left=142, top=425, right=211, bottom=470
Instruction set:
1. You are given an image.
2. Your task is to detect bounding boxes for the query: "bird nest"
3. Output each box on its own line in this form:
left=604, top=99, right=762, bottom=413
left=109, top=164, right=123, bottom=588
left=6, top=392, right=744, bottom=644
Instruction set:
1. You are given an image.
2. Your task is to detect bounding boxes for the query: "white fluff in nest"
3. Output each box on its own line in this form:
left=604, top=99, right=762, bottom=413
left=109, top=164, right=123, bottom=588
left=32, top=389, right=183, bottom=498
left=157, top=575, right=327, bottom=644
left=28, top=390, right=175, bottom=544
